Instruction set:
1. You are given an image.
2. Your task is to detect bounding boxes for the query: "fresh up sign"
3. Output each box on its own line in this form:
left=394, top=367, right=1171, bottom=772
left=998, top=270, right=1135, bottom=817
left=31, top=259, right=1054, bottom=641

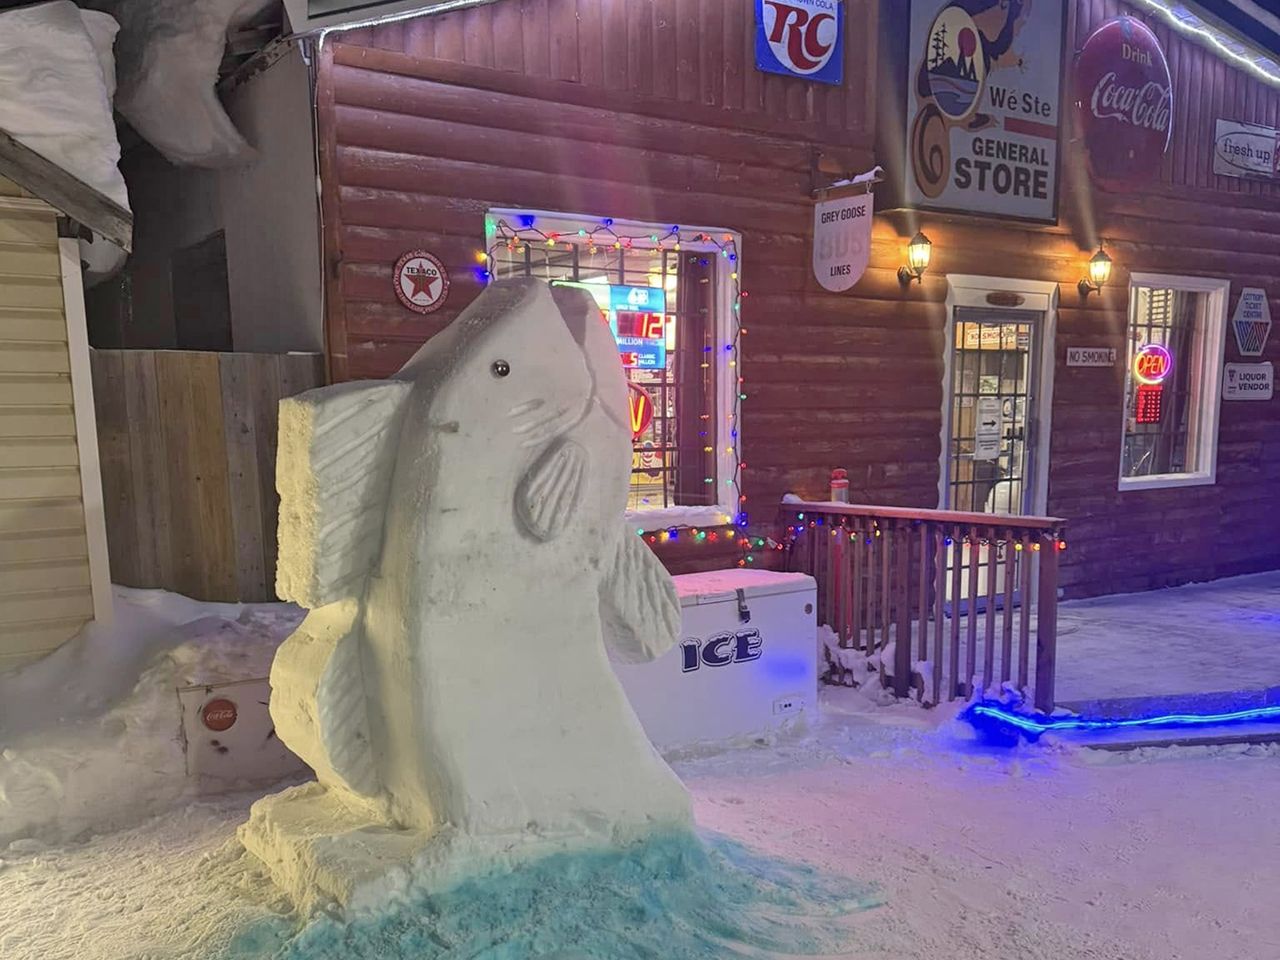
left=755, top=0, right=843, bottom=85
left=1213, top=119, right=1280, bottom=181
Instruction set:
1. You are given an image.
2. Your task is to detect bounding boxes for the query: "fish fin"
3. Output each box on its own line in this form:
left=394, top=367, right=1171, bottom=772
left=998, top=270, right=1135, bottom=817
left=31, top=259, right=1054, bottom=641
left=599, top=530, right=682, bottom=664
left=515, top=439, right=588, bottom=542
left=276, top=379, right=414, bottom=608
left=269, top=601, right=379, bottom=797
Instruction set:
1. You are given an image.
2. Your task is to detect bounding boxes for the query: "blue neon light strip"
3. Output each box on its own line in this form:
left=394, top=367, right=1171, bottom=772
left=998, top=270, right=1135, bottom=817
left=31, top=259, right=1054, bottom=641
left=969, top=702, right=1280, bottom=735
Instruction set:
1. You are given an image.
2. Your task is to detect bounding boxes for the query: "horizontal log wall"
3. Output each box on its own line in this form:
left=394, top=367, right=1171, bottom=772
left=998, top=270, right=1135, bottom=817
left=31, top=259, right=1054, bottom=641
left=319, top=0, right=880, bottom=573
left=91, top=350, right=324, bottom=602
left=859, top=0, right=1280, bottom=597
left=320, top=0, right=1280, bottom=592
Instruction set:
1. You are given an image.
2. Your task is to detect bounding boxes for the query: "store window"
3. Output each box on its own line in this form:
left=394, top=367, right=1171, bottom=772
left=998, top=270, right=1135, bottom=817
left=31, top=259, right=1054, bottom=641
left=1119, top=274, right=1229, bottom=490
left=485, top=210, right=741, bottom=526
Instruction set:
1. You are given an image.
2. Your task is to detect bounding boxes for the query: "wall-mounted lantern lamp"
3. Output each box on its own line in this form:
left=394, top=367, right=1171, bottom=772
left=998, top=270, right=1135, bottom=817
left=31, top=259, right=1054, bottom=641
left=1078, top=246, right=1113, bottom=299
left=897, top=231, right=932, bottom=285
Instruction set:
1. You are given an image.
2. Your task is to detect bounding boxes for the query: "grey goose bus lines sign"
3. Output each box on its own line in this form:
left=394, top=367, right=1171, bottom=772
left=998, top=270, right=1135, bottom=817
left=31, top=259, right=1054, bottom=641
left=905, top=0, right=1065, bottom=223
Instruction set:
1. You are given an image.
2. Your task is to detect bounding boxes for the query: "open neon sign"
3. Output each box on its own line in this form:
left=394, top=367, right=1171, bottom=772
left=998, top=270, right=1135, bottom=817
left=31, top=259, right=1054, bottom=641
left=1133, top=343, right=1173, bottom=385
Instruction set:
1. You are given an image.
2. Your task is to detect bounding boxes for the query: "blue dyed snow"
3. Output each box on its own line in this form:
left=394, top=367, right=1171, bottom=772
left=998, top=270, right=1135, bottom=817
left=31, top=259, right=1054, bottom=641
left=225, top=831, right=879, bottom=960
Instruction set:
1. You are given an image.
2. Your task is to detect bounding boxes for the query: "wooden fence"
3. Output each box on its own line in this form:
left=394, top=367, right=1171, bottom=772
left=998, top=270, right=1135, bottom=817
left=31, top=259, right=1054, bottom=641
left=91, top=350, right=324, bottom=603
left=781, top=501, right=1066, bottom=713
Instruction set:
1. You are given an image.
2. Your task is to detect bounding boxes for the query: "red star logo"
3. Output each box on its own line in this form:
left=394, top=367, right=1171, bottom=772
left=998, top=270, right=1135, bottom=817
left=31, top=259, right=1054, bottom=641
left=403, top=264, right=438, bottom=301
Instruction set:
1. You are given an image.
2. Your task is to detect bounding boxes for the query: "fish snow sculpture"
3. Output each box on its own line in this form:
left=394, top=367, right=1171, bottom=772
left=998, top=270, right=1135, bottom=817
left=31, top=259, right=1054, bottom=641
left=241, top=279, right=691, bottom=910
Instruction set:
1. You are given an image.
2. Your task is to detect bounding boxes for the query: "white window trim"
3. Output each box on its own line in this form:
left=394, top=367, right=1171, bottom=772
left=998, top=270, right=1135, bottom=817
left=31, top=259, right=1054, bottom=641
left=1118, top=272, right=1229, bottom=492
left=484, top=208, right=740, bottom=531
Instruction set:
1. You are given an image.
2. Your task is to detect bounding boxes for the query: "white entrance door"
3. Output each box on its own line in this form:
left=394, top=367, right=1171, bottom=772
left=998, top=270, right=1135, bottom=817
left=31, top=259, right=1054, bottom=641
left=945, top=307, right=1043, bottom=515
left=943, top=306, right=1045, bottom=613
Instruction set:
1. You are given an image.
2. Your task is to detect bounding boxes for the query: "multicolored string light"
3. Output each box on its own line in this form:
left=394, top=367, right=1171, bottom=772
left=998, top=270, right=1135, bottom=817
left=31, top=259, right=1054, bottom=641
left=781, top=512, right=1067, bottom=554
left=479, top=215, right=754, bottom=563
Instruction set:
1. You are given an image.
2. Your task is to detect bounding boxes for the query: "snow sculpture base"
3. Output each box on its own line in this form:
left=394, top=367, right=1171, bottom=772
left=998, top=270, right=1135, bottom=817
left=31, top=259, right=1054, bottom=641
left=240, top=783, right=432, bottom=915
left=241, top=279, right=692, bottom=912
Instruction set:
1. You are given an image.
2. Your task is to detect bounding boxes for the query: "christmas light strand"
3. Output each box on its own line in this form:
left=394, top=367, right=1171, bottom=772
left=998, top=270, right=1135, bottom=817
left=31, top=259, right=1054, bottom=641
left=477, top=215, right=755, bottom=564
left=782, top=513, right=1067, bottom=553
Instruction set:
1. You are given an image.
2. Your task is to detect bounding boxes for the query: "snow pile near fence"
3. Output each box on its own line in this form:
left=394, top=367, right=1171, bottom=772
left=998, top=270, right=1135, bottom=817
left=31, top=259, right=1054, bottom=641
left=0, top=588, right=301, bottom=846
left=0, top=1, right=129, bottom=209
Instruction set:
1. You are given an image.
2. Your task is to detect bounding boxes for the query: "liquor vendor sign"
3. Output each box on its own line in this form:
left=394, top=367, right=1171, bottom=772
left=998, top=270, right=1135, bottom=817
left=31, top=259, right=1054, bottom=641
left=1074, top=17, right=1172, bottom=181
left=905, top=0, right=1065, bottom=223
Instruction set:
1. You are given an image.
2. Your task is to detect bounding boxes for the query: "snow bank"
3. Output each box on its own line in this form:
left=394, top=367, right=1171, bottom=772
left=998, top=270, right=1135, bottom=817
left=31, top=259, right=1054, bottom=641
left=0, top=2, right=128, bottom=209
left=0, top=587, right=301, bottom=846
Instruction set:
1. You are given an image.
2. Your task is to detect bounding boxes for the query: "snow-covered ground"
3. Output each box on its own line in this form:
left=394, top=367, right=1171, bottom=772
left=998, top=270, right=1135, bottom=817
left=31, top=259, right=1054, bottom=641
left=3, top=686, right=1279, bottom=960
left=1054, top=570, right=1280, bottom=703
left=3, top=579, right=1280, bottom=959
left=0, top=588, right=301, bottom=845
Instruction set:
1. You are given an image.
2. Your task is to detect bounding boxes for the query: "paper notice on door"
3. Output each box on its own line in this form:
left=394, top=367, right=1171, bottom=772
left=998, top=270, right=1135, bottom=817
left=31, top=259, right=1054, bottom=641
left=974, top=397, right=1003, bottom=461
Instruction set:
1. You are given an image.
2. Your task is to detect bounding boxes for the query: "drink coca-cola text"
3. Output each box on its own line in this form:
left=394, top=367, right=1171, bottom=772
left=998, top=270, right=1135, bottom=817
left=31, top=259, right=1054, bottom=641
left=1090, top=72, right=1171, bottom=133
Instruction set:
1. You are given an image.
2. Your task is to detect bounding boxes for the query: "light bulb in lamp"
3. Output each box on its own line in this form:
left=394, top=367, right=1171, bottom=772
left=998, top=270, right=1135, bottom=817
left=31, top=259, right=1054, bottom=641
left=898, top=231, right=932, bottom=285
left=1078, top=246, right=1112, bottom=298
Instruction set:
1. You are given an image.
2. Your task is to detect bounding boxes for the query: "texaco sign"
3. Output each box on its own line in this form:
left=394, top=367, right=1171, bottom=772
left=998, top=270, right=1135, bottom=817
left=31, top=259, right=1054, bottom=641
left=393, top=250, right=450, bottom=314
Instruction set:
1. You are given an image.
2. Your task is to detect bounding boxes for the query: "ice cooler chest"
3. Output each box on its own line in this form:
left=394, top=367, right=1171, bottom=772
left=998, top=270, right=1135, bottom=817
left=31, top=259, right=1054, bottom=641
left=612, top=569, right=818, bottom=751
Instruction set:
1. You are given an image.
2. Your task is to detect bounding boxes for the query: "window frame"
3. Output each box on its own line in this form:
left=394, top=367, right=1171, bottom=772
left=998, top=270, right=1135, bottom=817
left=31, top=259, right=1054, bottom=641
left=1118, top=272, right=1230, bottom=492
left=484, top=208, right=741, bottom=530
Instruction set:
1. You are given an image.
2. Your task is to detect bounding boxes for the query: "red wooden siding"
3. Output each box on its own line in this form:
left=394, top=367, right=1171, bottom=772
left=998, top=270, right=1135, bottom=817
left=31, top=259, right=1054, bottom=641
left=317, top=0, right=1280, bottom=592
left=316, top=0, right=884, bottom=572
left=1069, top=0, right=1280, bottom=198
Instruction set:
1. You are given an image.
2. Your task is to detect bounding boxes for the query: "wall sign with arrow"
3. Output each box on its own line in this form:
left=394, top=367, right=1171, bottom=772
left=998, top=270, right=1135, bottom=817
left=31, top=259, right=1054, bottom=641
left=974, top=396, right=1003, bottom=461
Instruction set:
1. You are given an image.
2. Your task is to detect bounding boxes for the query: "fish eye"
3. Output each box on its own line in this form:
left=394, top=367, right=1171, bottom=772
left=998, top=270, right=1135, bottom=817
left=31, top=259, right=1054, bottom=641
left=491, top=359, right=511, bottom=378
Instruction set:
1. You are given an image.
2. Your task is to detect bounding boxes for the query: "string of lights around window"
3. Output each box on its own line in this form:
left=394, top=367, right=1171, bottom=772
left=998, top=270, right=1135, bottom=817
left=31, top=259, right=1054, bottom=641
left=476, top=216, right=763, bottom=566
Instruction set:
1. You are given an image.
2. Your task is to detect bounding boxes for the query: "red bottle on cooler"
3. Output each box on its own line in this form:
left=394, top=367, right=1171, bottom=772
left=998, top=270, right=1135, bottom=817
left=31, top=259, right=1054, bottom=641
left=830, top=468, right=849, bottom=503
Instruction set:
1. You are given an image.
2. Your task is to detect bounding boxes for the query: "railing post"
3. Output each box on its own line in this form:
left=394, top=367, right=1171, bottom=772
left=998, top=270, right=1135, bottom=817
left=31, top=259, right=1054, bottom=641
left=1033, top=532, right=1059, bottom=714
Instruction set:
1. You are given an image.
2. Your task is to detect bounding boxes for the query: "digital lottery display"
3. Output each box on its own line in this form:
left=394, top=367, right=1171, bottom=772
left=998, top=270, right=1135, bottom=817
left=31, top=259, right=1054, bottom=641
left=556, top=282, right=669, bottom=370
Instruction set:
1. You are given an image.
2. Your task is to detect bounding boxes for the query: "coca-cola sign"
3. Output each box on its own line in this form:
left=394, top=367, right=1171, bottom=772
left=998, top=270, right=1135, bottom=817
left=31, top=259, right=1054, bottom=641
left=1075, top=17, right=1172, bottom=180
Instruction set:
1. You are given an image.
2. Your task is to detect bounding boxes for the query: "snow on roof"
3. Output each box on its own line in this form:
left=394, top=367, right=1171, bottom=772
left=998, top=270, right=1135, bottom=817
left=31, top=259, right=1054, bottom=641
left=0, top=1, right=131, bottom=247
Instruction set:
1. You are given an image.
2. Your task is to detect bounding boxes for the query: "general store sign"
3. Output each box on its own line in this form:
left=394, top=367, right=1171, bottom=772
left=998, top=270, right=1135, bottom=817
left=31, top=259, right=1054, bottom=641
left=1223, top=362, right=1274, bottom=401
left=755, top=0, right=844, bottom=85
left=905, top=0, right=1064, bottom=222
left=1074, top=17, right=1173, bottom=181
left=812, top=190, right=871, bottom=291
left=1213, top=119, right=1279, bottom=181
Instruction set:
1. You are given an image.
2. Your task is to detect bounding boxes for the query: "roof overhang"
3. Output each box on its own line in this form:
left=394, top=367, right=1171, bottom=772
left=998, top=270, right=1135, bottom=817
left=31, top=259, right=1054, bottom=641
left=284, top=0, right=500, bottom=37
left=1130, top=0, right=1280, bottom=87
left=0, top=127, right=132, bottom=252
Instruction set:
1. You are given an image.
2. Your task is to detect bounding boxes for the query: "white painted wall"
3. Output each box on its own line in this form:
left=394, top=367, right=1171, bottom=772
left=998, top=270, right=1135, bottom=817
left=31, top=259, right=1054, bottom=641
left=108, top=43, right=322, bottom=353
left=220, top=46, right=323, bottom=354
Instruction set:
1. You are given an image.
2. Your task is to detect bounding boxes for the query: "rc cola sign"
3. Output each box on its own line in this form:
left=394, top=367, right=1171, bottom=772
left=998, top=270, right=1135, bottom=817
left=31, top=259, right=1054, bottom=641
left=755, top=0, right=843, bottom=85
left=813, top=191, right=871, bottom=292
left=1075, top=17, right=1172, bottom=181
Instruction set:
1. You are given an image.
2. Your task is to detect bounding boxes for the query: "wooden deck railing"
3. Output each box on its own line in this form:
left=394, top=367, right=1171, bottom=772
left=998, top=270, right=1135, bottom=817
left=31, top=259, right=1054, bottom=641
left=780, top=501, right=1067, bottom=713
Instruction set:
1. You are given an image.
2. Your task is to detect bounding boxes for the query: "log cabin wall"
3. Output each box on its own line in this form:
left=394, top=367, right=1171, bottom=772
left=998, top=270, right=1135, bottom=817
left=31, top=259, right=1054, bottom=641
left=316, top=0, right=882, bottom=573
left=1045, top=1, right=1280, bottom=595
left=864, top=0, right=1280, bottom=597
left=317, top=0, right=1280, bottom=593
